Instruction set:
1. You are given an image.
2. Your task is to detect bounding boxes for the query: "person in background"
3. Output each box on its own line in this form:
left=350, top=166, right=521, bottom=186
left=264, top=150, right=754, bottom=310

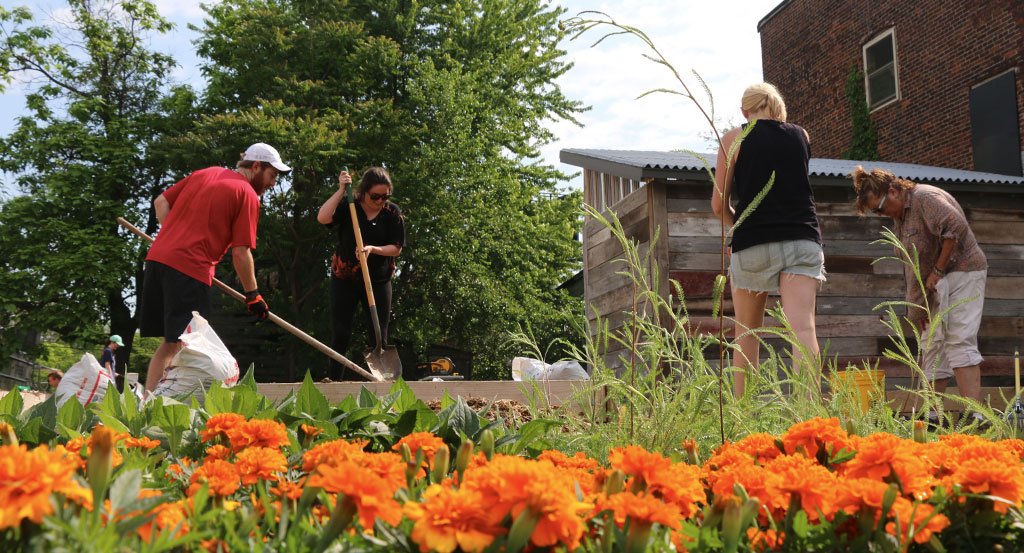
left=101, top=334, right=122, bottom=372
left=317, top=167, right=405, bottom=380
left=711, top=82, right=825, bottom=397
left=47, top=369, right=63, bottom=391
left=100, top=334, right=124, bottom=391
left=851, top=167, right=986, bottom=422
left=140, top=143, right=291, bottom=392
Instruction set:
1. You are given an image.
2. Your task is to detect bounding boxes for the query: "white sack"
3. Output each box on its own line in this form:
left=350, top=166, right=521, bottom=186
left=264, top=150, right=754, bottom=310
left=55, top=353, right=115, bottom=407
left=511, top=357, right=589, bottom=381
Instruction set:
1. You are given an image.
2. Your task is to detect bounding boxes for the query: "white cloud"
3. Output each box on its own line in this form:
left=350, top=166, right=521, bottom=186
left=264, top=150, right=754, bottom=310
left=550, top=0, right=769, bottom=187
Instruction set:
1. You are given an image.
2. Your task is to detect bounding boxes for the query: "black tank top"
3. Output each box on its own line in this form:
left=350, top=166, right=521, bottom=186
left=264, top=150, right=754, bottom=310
left=729, top=120, right=821, bottom=252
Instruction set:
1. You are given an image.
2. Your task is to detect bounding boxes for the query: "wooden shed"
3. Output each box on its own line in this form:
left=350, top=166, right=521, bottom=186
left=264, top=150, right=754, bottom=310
left=561, top=149, right=1024, bottom=389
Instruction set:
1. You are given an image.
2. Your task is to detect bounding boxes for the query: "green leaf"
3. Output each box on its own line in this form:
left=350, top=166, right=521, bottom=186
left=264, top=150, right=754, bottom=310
left=357, top=386, right=380, bottom=409
left=0, top=389, right=23, bottom=417
left=56, top=394, right=84, bottom=437
left=792, top=509, right=810, bottom=538
left=295, top=372, right=330, bottom=420
left=108, top=469, right=142, bottom=516
left=148, top=398, right=192, bottom=455
left=505, top=418, right=561, bottom=455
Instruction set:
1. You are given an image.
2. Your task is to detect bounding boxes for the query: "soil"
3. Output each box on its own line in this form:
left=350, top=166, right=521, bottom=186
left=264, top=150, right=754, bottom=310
left=425, top=397, right=534, bottom=425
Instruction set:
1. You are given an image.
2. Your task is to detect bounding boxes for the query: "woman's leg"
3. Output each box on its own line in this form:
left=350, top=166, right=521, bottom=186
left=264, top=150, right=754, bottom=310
left=732, top=286, right=768, bottom=397
left=361, top=280, right=393, bottom=349
left=778, top=273, right=821, bottom=382
left=329, top=277, right=358, bottom=380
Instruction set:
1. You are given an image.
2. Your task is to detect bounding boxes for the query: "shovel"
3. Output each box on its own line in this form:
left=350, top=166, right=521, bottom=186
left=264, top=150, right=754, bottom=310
left=116, top=217, right=384, bottom=382
left=346, top=169, right=403, bottom=380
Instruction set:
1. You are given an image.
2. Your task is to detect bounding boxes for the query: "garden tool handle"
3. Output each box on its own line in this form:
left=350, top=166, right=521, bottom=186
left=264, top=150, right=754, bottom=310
left=116, top=217, right=382, bottom=382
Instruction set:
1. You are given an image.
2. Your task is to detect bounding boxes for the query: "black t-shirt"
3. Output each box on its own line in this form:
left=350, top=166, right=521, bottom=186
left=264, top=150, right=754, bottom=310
left=730, top=120, right=821, bottom=253
left=100, top=346, right=116, bottom=374
left=329, top=197, right=406, bottom=282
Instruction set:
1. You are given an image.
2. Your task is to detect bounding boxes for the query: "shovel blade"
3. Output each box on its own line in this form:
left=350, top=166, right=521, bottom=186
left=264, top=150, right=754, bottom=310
left=365, top=346, right=402, bottom=381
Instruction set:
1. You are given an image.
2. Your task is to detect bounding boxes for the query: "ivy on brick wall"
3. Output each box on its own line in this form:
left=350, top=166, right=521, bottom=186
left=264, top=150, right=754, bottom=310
left=843, top=66, right=880, bottom=161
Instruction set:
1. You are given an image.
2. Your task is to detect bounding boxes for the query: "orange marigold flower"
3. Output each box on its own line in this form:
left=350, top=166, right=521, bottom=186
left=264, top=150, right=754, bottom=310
left=780, top=417, right=850, bottom=461
left=228, top=418, right=290, bottom=452
left=747, top=527, right=784, bottom=551
left=537, top=450, right=601, bottom=495
left=300, top=423, right=322, bottom=438
left=998, top=438, right=1024, bottom=461
left=710, top=462, right=781, bottom=514
left=834, top=478, right=891, bottom=517
left=731, top=433, right=784, bottom=464
left=598, top=491, right=682, bottom=530
left=462, top=455, right=591, bottom=550
left=308, top=460, right=403, bottom=527
left=137, top=499, right=190, bottom=542
left=235, top=447, right=288, bottom=485
left=765, top=454, right=837, bottom=521
left=201, top=413, right=246, bottom=443
left=302, top=438, right=369, bottom=472
left=124, top=436, right=161, bottom=450
left=842, top=434, right=935, bottom=500
left=200, top=538, right=230, bottom=553
left=395, top=432, right=447, bottom=468
left=608, top=445, right=673, bottom=490
left=645, top=461, right=706, bottom=519
left=948, top=456, right=1024, bottom=513
left=0, top=443, right=92, bottom=529
left=205, top=444, right=232, bottom=461
left=886, top=500, right=950, bottom=544
left=188, top=459, right=241, bottom=497
left=271, top=478, right=305, bottom=501
left=404, top=484, right=505, bottom=553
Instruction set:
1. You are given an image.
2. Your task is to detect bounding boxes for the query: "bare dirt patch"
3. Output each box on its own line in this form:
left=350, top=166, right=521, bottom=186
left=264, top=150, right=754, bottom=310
left=425, top=397, right=534, bottom=425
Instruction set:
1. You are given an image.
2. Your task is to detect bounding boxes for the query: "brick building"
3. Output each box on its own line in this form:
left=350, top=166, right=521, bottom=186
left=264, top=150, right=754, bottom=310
left=758, top=0, right=1024, bottom=176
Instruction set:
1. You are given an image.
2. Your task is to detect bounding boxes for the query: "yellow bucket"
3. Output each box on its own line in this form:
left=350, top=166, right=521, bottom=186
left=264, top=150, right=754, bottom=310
left=833, top=369, right=885, bottom=412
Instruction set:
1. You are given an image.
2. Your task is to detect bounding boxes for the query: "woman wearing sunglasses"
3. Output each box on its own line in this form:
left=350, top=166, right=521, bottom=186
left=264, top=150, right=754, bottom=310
left=317, top=166, right=405, bottom=380
left=852, top=167, right=986, bottom=414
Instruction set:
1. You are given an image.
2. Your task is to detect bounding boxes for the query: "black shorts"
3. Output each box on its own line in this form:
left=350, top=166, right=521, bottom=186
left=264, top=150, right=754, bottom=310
left=139, top=261, right=211, bottom=342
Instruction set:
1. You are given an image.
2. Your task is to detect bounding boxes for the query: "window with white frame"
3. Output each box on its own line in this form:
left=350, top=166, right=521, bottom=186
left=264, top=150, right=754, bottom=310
left=863, top=29, right=900, bottom=110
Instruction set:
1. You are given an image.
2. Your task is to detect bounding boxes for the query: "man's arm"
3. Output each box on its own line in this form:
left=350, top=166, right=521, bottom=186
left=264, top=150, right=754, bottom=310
left=154, top=194, right=170, bottom=224
left=231, top=246, right=258, bottom=292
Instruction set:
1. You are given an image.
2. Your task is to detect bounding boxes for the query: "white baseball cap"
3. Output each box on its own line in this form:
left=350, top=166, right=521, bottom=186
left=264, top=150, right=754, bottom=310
left=242, top=143, right=292, bottom=173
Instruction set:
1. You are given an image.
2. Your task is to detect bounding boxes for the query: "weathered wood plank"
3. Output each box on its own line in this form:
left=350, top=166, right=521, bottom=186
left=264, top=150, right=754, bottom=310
left=585, top=184, right=649, bottom=238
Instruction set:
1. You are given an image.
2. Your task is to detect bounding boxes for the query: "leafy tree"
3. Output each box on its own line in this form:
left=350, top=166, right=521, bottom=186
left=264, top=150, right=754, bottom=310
left=0, top=1, right=190, bottom=368
left=184, top=0, right=584, bottom=378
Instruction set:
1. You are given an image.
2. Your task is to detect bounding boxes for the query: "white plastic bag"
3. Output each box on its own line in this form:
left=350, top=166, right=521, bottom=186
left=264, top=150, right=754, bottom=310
left=55, top=353, right=115, bottom=407
left=152, top=366, right=216, bottom=404
left=511, top=357, right=589, bottom=381
left=511, top=357, right=548, bottom=381
left=547, top=360, right=589, bottom=380
left=171, top=312, right=239, bottom=385
left=151, top=312, right=238, bottom=403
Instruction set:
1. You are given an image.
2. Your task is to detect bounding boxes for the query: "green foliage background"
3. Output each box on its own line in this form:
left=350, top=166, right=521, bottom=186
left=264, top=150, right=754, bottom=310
left=0, top=0, right=585, bottom=380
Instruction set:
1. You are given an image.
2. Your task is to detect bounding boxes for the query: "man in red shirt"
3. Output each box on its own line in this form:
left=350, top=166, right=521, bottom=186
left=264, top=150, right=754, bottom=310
left=139, top=143, right=291, bottom=391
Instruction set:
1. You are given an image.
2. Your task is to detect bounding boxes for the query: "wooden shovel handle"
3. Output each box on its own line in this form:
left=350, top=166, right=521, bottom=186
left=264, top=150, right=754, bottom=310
left=348, top=202, right=378, bottom=309
left=116, top=217, right=382, bottom=382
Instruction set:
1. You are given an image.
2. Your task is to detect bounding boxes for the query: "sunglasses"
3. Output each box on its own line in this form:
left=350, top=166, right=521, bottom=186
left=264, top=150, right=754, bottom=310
left=871, top=192, right=887, bottom=214
left=369, top=192, right=391, bottom=201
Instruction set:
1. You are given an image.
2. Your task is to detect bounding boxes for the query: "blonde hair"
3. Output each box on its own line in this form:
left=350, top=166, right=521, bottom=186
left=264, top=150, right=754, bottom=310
left=850, top=166, right=917, bottom=215
left=741, top=82, right=787, bottom=122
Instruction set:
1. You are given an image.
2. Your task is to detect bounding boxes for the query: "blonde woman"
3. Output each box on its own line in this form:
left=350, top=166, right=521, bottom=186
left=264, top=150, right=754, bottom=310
left=712, top=83, right=825, bottom=396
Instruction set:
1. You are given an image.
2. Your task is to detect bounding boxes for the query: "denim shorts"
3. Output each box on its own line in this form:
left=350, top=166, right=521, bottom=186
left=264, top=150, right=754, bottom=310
left=729, top=239, right=826, bottom=293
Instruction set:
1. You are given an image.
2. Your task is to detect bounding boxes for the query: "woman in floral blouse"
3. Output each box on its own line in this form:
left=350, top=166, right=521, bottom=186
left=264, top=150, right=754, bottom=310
left=852, top=167, right=986, bottom=417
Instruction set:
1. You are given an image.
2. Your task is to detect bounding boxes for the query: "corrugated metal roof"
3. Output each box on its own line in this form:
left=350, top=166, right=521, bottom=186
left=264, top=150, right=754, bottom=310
left=560, top=148, right=1024, bottom=186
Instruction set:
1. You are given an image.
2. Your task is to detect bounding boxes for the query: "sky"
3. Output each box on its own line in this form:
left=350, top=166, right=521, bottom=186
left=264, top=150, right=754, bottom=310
left=0, top=0, right=771, bottom=191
